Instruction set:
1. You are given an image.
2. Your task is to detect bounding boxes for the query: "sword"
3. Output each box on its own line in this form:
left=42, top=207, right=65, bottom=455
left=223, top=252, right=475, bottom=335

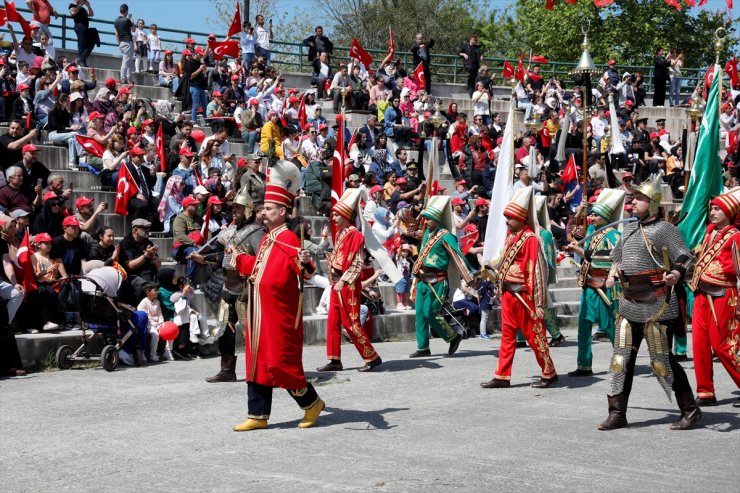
left=706, top=294, right=719, bottom=327
left=595, top=287, right=613, bottom=307
left=513, top=291, right=537, bottom=320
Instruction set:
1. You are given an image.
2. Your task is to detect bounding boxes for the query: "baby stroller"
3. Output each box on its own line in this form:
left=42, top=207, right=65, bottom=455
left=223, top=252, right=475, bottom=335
left=55, top=267, right=137, bottom=372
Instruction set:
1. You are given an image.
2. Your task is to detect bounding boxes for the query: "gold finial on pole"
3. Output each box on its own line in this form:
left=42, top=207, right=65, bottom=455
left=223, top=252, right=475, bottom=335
left=714, top=27, right=726, bottom=65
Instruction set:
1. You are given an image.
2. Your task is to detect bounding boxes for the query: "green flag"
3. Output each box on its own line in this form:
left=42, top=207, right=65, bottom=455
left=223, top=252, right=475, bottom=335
left=678, top=64, right=723, bottom=251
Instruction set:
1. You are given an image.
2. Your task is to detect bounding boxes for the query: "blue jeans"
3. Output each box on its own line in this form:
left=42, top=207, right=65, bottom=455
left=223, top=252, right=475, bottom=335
left=189, top=86, right=208, bottom=122
left=669, top=77, right=681, bottom=107
left=242, top=130, right=259, bottom=153
left=255, top=46, right=270, bottom=62
left=119, top=41, right=134, bottom=83
left=181, top=245, right=199, bottom=282
left=48, top=130, right=82, bottom=165
left=159, top=75, right=179, bottom=95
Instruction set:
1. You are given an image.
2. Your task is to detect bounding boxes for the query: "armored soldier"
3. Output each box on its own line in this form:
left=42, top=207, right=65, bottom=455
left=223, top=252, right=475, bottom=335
left=690, top=188, right=740, bottom=408
left=600, top=175, right=702, bottom=430
left=205, top=185, right=265, bottom=383
left=564, top=189, right=624, bottom=376
left=239, top=153, right=266, bottom=204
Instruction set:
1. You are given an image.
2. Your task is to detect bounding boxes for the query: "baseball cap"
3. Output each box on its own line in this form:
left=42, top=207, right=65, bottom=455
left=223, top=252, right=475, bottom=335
left=127, top=127, right=139, bottom=136
left=212, top=91, right=222, bottom=97
left=194, top=47, right=205, bottom=55
left=179, top=147, right=195, bottom=157
left=131, top=218, right=152, bottom=228
left=43, top=191, right=59, bottom=202
left=185, top=37, right=196, bottom=44
left=67, top=65, right=79, bottom=73
left=118, top=86, right=132, bottom=95
left=273, top=87, right=284, bottom=94
left=369, top=185, right=383, bottom=195
left=105, top=77, right=118, bottom=87
left=129, top=146, right=145, bottom=156
left=75, top=196, right=94, bottom=209
left=608, top=59, right=617, bottom=65
left=62, top=216, right=80, bottom=227
left=182, top=49, right=193, bottom=56
left=207, top=196, right=224, bottom=205
left=347, top=174, right=360, bottom=182
left=88, top=111, right=105, bottom=120
left=236, top=157, right=247, bottom=168
left=455, top=180, right=467, bottom=187
left=318, top=123, right=328, bottom=131
left=34, top=232, right=53, bottom=243
left=231, top=74, right=240, bottom=81
left=10, top=209, right=30, bottom=220
left=248, top=97, right=259, bottom=106
left=22, top=143, right=39, bottom=153
left=18, top=83, right=30, bottom=91
left=181, top=196, right=200, bottom=208
left=451, top=197, right=465, bottom=206
left=141, top=119, right=154, bottom=127
left=164, top=49, right=173, bottom=55
left=396, top=177, right=408, bottom=185
left=475, top=198, right=490, bottom=206
left=193, top=185, right=210, bottom=196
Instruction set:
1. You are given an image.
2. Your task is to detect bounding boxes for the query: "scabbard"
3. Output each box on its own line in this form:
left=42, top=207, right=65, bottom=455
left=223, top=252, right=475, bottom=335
left=513, top=291, right=537, bottom=320
left=706, top=294, right=719, bottom=327
left=595, top=287, right=612, bottom=307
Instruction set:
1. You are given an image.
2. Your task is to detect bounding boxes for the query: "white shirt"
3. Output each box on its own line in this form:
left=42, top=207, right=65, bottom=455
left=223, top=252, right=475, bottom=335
left=591, top=116, right=607, bottom=138
left=472, top=91, right=490, bottom=116
left=148, top=33, right=161, bottom=51
left=255, top=25, right=270, bottom=50
left=240, top=31, right=255, bottom=54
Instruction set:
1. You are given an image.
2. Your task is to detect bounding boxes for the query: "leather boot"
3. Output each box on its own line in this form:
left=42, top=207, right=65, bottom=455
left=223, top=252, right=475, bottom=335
left=670, top=391, right=704, bottom=430
left=598, top=394, right=628, bottom=430
left=206, top=355, right=237, bottom=383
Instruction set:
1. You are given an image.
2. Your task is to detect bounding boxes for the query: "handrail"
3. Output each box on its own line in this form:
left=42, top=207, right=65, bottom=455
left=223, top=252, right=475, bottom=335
left=0, top=8, right=706, bottom=93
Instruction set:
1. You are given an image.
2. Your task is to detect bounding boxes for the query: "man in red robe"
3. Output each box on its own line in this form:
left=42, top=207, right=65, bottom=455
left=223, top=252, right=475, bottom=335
left=317, top=189, right=383, bottom=372
left=481, top=186, right=558, bottom=389
left=690, top=189, right=740, bottom=408
left=232, top=165, right=325, bottom=431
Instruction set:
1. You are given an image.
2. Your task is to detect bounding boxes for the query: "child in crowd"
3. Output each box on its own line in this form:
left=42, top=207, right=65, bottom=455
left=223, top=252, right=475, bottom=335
left=395, top=244, right=413, bottom=310
left=147, top=24, right=161, bottom=72
left=137, top=283, right=165, bottom=362
left=134, top=19, right=148, bottom=73
left=157, top=267, right=191, bottom=360
left=15, top=61, right=31, bottom=87
left=31, top=232, right=65, bottom=333
left=171, top=277, right=210, bottom=358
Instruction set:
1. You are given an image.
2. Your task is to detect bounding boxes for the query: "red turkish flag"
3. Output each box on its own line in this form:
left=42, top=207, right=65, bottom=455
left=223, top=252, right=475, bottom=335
left=0, top=7, right=6, bottom=26
left=531, top=55, right=549, bottom=64
left=388, top=27, right=395, bottom=54
left=208, top=40, right=239, bottom=60
left=156, top=123, right=167, bottom=173
left=14, top=228, right=36, bottom=296
left=698, top=0, right=708, bottom=4
left=349, top=38, right=374, bottom=68
left=545, top=0, right=555, bottom=10
left=663, top=0, right=681, bottom=9
left=347, top=128, right=358, bottom=152
left=413, top=62, right=425, bottom=90
left=593, top=0, right=616, bottom=6
left=726, top=57, right=739, bottom=88
left=383, top=233, right=402, bottom=256
left=460, top=224, right=479, bottom=256
left=685, top=0, right=695, bottom=5
left=564, top=0, right=577, bottom=3
left=516, top=52, right=526, bottom=82
left=726, top=0, right=733, bottom=7
left=703, top=64, right=715, bottom=93
left=75, top=134, right=105, bottom=158
left=226, top=1, right=241, bottom=39
left=198, top=205, right=211, bottom=245
left=502, top=60, right=514, bottom=79
left=297, top=93, right=307, bottom=130
left=4, top=0, right=31, bottom=38
left=115, top=164, right=140, bottom=216
left=330, top=114, right=346, bottom=241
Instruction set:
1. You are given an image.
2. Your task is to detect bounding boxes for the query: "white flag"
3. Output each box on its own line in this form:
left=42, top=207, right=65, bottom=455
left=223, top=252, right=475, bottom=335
left=482, top=97, right=516, bottom=265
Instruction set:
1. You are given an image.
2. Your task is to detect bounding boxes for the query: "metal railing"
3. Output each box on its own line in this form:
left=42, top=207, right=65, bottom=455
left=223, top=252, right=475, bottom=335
left=1, top=9, right=705, bottom=93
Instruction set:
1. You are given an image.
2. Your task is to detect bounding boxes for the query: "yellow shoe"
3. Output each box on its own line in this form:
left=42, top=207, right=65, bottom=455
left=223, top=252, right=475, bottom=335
left=233, top=418, right=268, bottom=432
left=298, top=399, right=325, bottom=429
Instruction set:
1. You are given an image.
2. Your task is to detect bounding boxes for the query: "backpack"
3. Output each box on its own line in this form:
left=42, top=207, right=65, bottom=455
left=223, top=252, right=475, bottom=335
left=58, top=277, right=83, bottom=312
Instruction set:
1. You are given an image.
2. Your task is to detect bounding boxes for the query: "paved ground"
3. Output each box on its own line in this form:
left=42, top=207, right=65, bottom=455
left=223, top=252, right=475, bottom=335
left=1, top=328, right=738, bottom=492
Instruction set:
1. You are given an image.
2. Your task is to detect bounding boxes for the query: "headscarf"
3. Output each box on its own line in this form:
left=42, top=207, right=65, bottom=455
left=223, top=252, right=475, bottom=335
left=32, top=198, right=64, bottom=238
left=374, top=207, right=391, bottom=228
left=447, top=102, right=458, bottom=121
left=156, top=267, right=178, bottom=293
left=158, top=175, right=184, bottom=221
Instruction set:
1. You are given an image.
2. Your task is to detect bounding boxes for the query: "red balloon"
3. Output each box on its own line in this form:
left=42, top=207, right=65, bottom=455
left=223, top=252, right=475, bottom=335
left=159, top=321, right=179, bottom=341
left=191, top=129, right=206, bottom=144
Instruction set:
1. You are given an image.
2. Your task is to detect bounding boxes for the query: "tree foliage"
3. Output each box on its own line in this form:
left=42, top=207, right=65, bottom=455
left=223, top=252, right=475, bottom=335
left=507, top=0, right=737, bottom=68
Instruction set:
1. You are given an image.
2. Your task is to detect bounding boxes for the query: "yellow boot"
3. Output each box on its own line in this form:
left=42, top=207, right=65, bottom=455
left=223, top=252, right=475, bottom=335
left=233, top=418, right=268, bottom=432
left=298, top=399, right=325, bottom=429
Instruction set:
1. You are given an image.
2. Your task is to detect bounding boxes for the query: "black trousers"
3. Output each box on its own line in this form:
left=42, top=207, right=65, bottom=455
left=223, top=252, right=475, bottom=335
left=618, top=320, right=691, bottom=401
left=466, top=67, right=479, bottom=97
left=128, top=196, right=151, bottom=221
left=247, top=381, right=319, bottom=419
left=218, top=290, right=238, bottom=357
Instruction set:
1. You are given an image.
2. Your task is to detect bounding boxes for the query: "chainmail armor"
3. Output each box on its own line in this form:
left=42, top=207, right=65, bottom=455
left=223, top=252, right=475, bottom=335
left=609, top=317, right=633, bottom=396
left=611, top=218, right=692, bottom=323
left=222, top=222, right=266, bottom=294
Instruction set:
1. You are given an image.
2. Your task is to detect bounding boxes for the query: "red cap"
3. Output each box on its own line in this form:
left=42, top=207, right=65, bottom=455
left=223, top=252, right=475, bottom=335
left=396, top=177, right=407, bottom=185
left=43, top=191, right=58, bottom=202
left=67, top=65, right=79, bottom=73
left=451, top=197, right=465, bottom=206
left=185, top=37, right=196, bottom=44
left=650, top=132, right=659, bottom=140
left=75, top=196, right=94, bottom=209
left=22, top=143, right=39, bottom=153
left=622, top=172, right=634, bottom=180
left=88, top=111, right=105, bottom=120
left=237, top=157, right=247, bottom=168
left=127, top=126, right=139, bottom=136
left=248, top=97, right=259, bottom=106
left=129, top=146, right=145, bottom=156
left=288, top=88, right=299, bottom=94
left=607, top=59, right=616, bottom=65
left=207, top=195, right=224, bottom=205
left=141, top=119, right=154, bottom=127
left=318, top=123, right=328, bottom=131
left=624, top=100, right=634, bottom=107
left=369, top=185, right=383, bottom=195
left=231, top=74, right=240, bottom=81
left=496, top=137, right=503, bottom=145
left=212, top=91, right=222, bottom=97
left=164, top=49, right=173, bottom=55
left=182, top=49, right=193, bottom=56
left=455, top=179, right=467, bottom=187
left=118, top=86, right=132, bottom=95
left=195, top=47, right=205, bottom=55
left=62, top=216, right=80, bottom=227
left=475, top=198, right=490, bottom=206
left=17, top=83, right=30, bottom=91
left=273, top=87, right=284, bottom=94
left=105, top=77, right=118, bottom=87
left=288, top=96, right=299, bottom=104
left=179, top=147, right=195, bottom=157
left=182, top=196, right=200, bottom=208
left=34, top=232, right=53, bottom=243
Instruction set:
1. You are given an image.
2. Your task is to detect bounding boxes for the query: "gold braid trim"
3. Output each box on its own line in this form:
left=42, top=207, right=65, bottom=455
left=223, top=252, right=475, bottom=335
left=578, top=228, right=613, bottom=288
left=691, top=226, right=739, bottom=291
left=412, top=229, right=447, bottom=275
left=497, top=231, right=535, bottom=294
